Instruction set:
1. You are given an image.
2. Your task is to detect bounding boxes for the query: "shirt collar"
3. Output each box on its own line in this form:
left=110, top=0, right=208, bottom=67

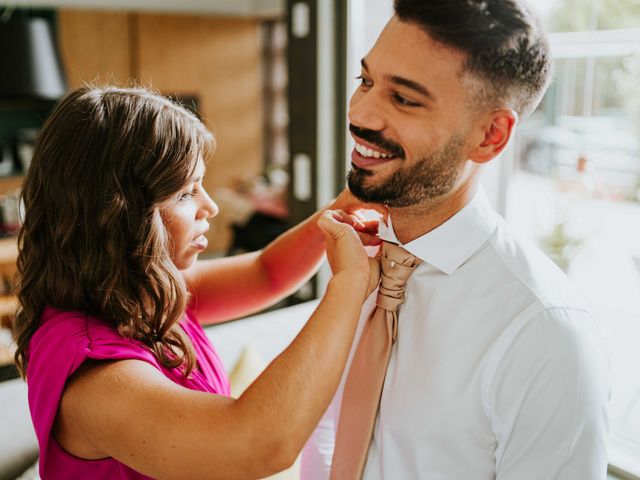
left=378, top=187, right=499, bottom=275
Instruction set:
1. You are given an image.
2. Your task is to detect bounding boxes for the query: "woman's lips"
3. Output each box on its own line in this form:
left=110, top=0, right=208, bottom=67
left=191, top=234, right=208, bottom=250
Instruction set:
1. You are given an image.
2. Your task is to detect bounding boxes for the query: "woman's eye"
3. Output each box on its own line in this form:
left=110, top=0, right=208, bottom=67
left=393, top=93, right=420, bottom=107
left=356, top=75, right=373, bottom=88
left=178, top=187, right=198, bottom=201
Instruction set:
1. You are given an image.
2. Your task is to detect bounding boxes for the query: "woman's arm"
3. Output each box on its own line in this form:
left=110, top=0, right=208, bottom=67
left=54, top=211, right=378, bottom=480
left=183, top=189, right=381, bottom=324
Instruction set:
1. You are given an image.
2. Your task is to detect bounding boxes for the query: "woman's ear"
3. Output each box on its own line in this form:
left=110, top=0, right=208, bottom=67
left=468, top=109, right=518, bottom=164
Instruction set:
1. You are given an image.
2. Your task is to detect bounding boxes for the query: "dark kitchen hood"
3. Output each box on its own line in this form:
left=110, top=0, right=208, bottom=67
left=0, top=16, right=67, bottom=102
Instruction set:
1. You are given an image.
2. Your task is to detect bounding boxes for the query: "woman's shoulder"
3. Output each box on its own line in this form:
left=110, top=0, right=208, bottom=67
left=35, top=306, right=116, bottom=342
left=28, top=306, right=159, bottom=379
left=25, top=307, right=162, bottom=479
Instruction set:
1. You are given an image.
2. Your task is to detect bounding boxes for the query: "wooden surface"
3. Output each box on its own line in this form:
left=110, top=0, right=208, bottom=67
left=0, top=176, right=24, bottom=194
left=58, top=10, right=133, bottom=88
left=0, top=237, right=18, bottom=266
left=0, top=296, right=18, bottom=322
left=0, top=237, right=18, bottom=292
left=0, top=340, right=13, bottom=366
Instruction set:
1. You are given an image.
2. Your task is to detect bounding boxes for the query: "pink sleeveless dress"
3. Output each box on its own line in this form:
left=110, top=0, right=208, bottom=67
left=26, top=306, right=230, bottom=479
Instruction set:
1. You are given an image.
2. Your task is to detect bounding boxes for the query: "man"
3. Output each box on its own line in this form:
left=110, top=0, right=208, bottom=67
left=301, top=0, right=610, bottom=478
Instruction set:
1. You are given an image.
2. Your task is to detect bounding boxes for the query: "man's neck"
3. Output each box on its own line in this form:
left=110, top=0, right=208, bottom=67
left=387, top=178, right=478, bottom=245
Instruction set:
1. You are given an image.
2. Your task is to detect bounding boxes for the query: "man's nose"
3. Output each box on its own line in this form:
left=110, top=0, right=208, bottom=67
left=348, top=91, right=386, bottom=133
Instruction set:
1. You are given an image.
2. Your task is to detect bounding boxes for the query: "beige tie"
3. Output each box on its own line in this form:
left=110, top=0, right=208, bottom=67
left=330, top=241, right=421, bottom=480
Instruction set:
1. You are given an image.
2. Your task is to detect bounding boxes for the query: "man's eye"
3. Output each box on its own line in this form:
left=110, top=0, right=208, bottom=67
left=356, top=75, right=373, bottom=88
left=392, top=93, right=420, bottom=107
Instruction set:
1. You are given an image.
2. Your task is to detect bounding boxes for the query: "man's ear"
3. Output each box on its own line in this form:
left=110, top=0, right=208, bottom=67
left=468, top=109, right=518, bottom=164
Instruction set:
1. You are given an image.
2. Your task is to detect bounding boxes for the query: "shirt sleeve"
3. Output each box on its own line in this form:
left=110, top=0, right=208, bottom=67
left=483, top=307, right=611, bottom=480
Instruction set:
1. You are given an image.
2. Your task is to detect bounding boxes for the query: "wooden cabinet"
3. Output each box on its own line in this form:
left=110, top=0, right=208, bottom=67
left=57, top=11, right=133, bottom=87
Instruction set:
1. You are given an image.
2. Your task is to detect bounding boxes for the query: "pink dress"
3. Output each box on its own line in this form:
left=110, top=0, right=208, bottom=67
left=26, top=306, right=230, bottom=479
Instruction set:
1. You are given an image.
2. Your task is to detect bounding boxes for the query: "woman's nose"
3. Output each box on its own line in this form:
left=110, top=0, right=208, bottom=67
left=199, top=189, right=219, bottom=219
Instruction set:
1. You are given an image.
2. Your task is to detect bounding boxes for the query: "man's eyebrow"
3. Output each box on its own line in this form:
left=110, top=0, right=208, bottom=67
left=388, top=75, right=434, bottom=101
left=360, top=58, right=435, bottom=101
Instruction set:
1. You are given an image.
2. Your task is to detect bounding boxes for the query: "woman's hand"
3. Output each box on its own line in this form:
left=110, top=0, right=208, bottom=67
left=317, top=209, right=375, bottom=298
left=330, top=189, right=385, bottom=247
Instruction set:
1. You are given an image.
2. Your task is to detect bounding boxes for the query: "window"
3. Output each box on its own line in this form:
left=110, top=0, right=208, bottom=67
left=506, top=0, right=640, bottom=475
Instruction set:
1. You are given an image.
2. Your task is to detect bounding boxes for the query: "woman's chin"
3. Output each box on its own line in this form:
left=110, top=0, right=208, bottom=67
left=173, top=252, right=199, bottom=271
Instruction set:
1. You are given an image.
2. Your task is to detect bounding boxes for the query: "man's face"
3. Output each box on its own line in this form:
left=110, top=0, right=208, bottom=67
left=347, top=17, right=477, bottom=207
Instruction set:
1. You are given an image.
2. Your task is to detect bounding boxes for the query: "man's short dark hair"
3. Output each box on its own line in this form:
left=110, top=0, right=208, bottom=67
left=394, top=0, right=552, bottom=118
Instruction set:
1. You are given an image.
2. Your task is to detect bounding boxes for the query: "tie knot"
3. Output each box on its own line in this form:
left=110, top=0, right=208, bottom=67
left=376, top=242, right=421, bottom=312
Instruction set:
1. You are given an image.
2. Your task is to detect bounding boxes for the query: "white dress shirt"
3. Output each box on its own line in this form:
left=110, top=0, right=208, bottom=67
left=301, top=188, right=610, bottom=480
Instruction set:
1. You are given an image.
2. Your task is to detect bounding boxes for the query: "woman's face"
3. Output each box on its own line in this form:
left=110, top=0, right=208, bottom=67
left=161, top=159, right=218, bottom=270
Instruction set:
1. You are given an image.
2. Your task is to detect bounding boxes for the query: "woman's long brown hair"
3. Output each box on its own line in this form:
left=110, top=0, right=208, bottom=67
left=13, top=86, right=215, bottom=377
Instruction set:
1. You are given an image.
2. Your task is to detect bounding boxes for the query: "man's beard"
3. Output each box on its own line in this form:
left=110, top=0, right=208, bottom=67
left=347, top=132, right=467, bottom=208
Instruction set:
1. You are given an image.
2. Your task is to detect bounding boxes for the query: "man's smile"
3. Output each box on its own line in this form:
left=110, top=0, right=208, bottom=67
left=351, top=136, right=399, bottom=170
left=354, top=141, right=394, bottom=159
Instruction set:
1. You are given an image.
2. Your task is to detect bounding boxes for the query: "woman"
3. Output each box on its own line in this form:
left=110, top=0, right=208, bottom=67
left=13, top=86, right=380, bottom=479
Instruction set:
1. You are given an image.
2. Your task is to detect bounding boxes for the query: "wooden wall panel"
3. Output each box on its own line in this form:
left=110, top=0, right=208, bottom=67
left=135, top=16, right=263, bottom=179
left=58, top=10, right=132, bottom=88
